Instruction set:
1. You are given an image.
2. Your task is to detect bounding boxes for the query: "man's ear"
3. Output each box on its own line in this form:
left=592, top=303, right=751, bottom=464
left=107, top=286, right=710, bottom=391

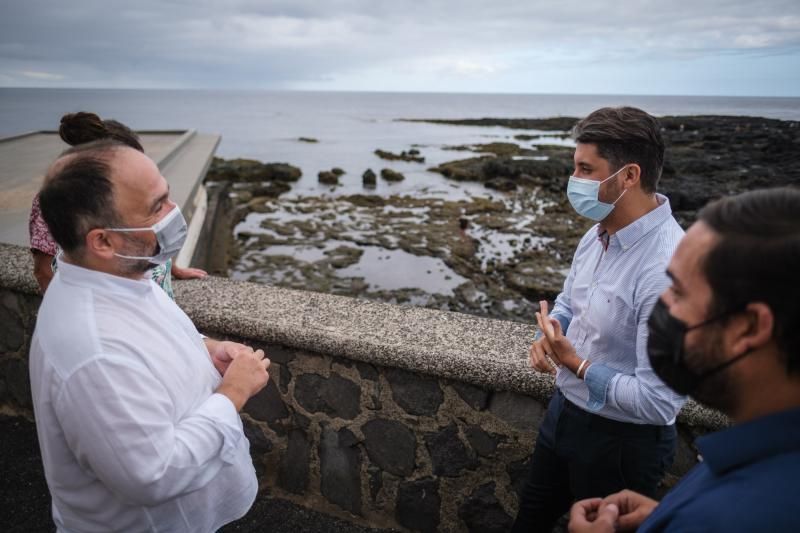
left=731, top=302, right=774, bottom=355
left=623, top=163, right=642, bottom=190
left=85, top=228, right=116, bottom=261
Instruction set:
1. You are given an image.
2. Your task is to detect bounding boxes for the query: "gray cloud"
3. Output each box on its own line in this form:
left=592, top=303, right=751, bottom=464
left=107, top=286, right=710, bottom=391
left=1, top=0, right=798, bottom=93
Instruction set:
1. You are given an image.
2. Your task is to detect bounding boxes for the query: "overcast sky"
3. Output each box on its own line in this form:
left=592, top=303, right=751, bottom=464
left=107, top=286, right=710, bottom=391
left=1, top=0, right=798, bottom=96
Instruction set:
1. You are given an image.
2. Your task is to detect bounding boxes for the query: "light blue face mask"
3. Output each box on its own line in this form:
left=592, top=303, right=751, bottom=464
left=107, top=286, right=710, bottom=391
left=567, top=165, right=628, bottom=221
left=105, top=205, right=188, bottom=265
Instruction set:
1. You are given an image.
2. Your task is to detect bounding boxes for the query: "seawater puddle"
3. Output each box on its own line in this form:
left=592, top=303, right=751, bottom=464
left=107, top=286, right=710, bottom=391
left=337, top=247, right=467, bottom=295
left=229, top=189, right=564, bottom=311
left=233, top=191, right=559, bottom=277
left=262, top=243, right=330, bottom=263
left=469, top=223, right=555, bottom=270
left=232, top=237, right=467, bottom=296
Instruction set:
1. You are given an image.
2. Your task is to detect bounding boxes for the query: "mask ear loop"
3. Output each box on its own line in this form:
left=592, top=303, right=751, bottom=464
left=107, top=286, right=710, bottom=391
left=603, top=165, right=628, bottom=205
left=600, top=164, right=627, bottom=185
left=685, top=307, right=749, bottom=376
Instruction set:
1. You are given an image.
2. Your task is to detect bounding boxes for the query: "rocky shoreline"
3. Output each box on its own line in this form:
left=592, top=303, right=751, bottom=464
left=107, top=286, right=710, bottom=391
left=204, top=114, right=799, bottom=323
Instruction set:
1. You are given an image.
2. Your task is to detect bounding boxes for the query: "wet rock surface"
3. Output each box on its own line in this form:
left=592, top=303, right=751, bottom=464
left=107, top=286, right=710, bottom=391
left=211, top=114, right=798, bottom=323
left=362, top=168, right=377, bottom=186
left=318, top=170, right=340, bottom=185
left=417, top=114, right=800, bottom=225
left=375, top=149, right=425, bottom=163
left=380, top=168, right=405, bottom=182
left=226, top=190, right=579, bottom=322
left=207, top=158, right=302, bottom=183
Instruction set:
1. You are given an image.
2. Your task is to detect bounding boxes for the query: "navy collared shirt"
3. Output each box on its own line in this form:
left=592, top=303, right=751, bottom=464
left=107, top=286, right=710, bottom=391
left=640, top=406, right=800, bottom=532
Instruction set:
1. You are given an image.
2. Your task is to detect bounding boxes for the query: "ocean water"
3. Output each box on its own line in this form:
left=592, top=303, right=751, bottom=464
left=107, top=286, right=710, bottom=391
left=3, top=88, right=797, bottom=303
left=1, top=89, right=798, bottom=199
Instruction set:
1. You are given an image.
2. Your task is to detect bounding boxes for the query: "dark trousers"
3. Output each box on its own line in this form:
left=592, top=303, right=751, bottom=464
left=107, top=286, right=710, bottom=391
left=511, top=390, right=676, bottom=533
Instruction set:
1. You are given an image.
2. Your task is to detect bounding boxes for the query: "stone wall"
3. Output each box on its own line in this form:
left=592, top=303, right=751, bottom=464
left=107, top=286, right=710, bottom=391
left=0, top=243, right=727, bottom=532
left=0, top=288, right=39, bottom=418
left=214, top=339, right=545, bottom=532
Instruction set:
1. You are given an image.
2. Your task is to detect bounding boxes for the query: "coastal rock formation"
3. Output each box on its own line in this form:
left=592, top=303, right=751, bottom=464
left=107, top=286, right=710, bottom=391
left=430, top=147, right=572, bottom=193
left=219, top=115, right=799, bottom=324
left=318, top=170, right=339, bottom=185
left=419, top=115, right=800, bottom=225
left=324, top=246, right=363, bottom=269
left=380, top=168, right=405, bottom=182
left=362, top=168, right=377, bottom=186
left=399, top=116, right=580, bottom=130
left=374, top=149, right=425, bottom=163
left=206, top=158, right=302, bottom=183
left=485, top=177, right=517, bottom=191
left=444, top=142, right=537, bottom=157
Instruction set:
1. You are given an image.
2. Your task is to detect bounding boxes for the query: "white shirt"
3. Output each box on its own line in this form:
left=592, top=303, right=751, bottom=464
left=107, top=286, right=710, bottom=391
left=552, top=194, right=687, bottom=425
left=29, top=258, right=257, bottom=533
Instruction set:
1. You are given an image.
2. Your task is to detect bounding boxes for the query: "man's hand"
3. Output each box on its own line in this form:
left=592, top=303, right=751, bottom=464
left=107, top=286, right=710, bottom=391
left=601, top=490, right=658, bottom=531
left=568, top=498, right=619, bottom=533
left=171, top=264, right=208, bottom=279
left=530, top=334, right=558, bottom=374
left=535, top=300, right=582, bottom=373
left=205, top=339, right=260, bottom=376
left=216, top=347, right=270, bottom=411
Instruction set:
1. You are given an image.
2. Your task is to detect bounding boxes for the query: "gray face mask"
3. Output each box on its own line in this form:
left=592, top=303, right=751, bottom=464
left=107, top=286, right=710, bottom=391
left=105, top=205, right=188, bottom=265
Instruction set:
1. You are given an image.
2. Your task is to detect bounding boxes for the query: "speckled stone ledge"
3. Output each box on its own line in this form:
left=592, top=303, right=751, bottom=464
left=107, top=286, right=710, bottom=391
left=0, top=244, right=40, bottom=296
left=0, top=242, right=727, bottom=430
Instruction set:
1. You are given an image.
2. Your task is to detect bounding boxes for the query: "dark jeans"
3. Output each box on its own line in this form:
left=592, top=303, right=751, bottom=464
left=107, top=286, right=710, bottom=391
left=511, top=390, right=676, bottom=533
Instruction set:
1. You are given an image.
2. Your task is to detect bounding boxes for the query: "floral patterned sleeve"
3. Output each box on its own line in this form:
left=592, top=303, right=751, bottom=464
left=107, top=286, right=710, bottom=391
left=151, top=258, right=175, bottom=301
left=29, top=194, right=59, bottom=256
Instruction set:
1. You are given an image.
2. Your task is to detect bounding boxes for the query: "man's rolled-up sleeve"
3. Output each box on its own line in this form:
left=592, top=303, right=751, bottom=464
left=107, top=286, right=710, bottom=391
left=582, top=269, right=685, bottom=422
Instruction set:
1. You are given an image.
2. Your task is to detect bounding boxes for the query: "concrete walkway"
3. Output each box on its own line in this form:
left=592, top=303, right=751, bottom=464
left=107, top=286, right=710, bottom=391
left=0, top=130, right=219, bottom=252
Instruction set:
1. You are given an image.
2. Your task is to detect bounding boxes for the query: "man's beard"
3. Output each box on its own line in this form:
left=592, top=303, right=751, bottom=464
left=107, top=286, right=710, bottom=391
left=684, top=326, right=739, bottom=413
left=116, top=233, right=158, bottom=275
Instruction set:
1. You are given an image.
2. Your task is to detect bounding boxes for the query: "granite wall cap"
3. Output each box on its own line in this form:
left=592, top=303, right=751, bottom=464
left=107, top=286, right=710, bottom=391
left=0, top=243, right=727, bottom=430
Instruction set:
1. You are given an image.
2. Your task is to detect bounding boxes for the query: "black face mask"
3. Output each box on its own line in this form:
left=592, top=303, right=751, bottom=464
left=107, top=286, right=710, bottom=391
left=647, top=299, right=751, bottom=396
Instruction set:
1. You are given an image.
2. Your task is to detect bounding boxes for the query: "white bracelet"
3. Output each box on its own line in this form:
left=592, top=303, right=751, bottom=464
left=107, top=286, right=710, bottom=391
left=577, top=359, right=589, bottom=380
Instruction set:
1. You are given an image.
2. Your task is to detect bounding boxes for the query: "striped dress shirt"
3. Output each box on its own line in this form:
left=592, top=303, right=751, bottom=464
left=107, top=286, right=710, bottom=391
left=550, top=194, right=687, bottom=425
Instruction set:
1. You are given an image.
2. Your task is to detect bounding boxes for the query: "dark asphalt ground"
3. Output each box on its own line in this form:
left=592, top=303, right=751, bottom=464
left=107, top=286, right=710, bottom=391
left=0, top=415, right=391, bottom=533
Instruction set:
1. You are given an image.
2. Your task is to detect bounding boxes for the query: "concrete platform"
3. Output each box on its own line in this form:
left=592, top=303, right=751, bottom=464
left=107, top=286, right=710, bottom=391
left=0, top=130, right=220, bottom=265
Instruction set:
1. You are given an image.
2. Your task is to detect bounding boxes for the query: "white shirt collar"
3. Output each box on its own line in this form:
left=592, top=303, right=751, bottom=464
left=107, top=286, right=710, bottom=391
left=56, top=255, right=153, bottom=296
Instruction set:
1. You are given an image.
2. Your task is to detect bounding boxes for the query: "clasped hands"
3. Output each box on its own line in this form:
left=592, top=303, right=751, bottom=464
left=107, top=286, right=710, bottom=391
left=205, top=339, right=269, bottom=377
left=568, top=490, right=658, bottom=533
left=530, top=300, right=581, bottom=375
